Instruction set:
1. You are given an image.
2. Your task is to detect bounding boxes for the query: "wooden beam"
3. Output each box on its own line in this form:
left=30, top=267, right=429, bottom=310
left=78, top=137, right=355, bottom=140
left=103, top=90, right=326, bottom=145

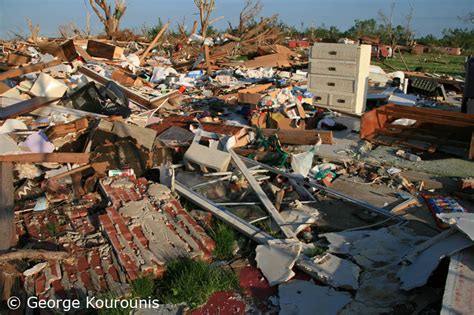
left=0, top=250, right=70, bottom=262
left=261, top=128, right=333, bottom=145
left=0, top=97, right=59, bottom=120
left=0, top=162, right=14, bottom=251
left=0, top=153, right=90, bottom=164
left=229, top=149, right=296, bottom=239
left=0, top=59, right=62, bottom=81
left=139, top=22, right=170, bottom=66
left=78, top=66, right=179, bottom=108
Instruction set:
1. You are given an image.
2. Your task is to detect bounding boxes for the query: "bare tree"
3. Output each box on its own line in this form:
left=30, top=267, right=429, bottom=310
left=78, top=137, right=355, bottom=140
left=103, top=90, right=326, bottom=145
left=378, top=2, right=396, bottom=48
left=193, top=0, right=217, bottom=72
left=238, top=0, right=263, bottom=35
left=403, top=2, right=415, bottom=46
left=88, top=0, right=127, bottom=39
left=27, top=18, right=40, bottom=43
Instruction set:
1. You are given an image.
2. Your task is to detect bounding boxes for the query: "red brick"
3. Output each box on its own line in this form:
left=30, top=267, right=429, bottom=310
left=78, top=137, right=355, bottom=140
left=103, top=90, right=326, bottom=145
left=80, top=272, right=94, bottom=291
left=89, top=252, right=101, bottom=269
left=108, top=232, right=123, bottom=251
left=76, top=256, right=88, bottom=272
left=51, top=279, right=67, bottom=299
left=35, top=273, right=46, bottom=294
left=108, top=266, right=120, bottom=282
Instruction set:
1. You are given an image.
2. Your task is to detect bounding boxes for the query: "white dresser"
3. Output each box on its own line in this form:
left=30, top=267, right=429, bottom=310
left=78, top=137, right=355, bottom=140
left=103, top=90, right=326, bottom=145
left=308, top=43, right=372, bottom=115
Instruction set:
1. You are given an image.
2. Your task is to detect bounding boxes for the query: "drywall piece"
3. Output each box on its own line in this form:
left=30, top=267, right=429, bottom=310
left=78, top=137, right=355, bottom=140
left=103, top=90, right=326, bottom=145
left=309, top=253, right=361, bottom=290
left=184, top=142, right=232, bottom=173
left=30, top=73, right=68, bottom=98
left=255, top=239, right=301, bottom=286
left=18, top=131, right=54, bottom=153
left=341, top=266, right=408, bottom=315
left=398, top=232, right=473, bottom=290
left=0, top=119, right=28, bottom=134
left=111, top=121, right=157, bottom=151
left=279, top=207, right=318, bottom=235
left=279, top=279, right=352, bottom=315
left=437, top=213, right=474, bottom=241
left=0, top=134, right=23, bottom=155
left=321, top=226, right=428, bottom=269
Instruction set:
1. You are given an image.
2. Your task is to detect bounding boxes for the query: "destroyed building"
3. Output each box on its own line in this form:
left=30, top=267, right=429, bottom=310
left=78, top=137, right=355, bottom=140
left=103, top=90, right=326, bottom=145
left=0, top=3, right=473, bottom=315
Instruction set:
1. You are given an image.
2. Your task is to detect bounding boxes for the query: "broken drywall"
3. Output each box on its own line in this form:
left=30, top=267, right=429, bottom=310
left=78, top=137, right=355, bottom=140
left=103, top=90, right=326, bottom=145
left=310, top=253, right=361, bottom=290
left=255, top=239, right=301, bottom=286
left=398, top=232, right=473, bottom=290
left=279, top=279, right=352, bottom=315
left=321, top=226, right=429, bottom=269
left=437, top=213, right=474, bottom=241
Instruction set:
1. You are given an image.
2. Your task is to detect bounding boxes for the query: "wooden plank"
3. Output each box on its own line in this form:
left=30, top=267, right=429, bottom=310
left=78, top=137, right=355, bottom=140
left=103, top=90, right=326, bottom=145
left=0, top=97, right=59, bottom=120
left=0, top=59, right=62, bottom=81
left=261, top=128, right=333, bottom=145
left=139, top=22, right=169, bottom=65
left=229, top=149, right=296, bottom=239
left=0, top=162, right=14, bottom=250
left=0, top=153, right=90, bottom=164
left=75, top=45, right=94, bottom=63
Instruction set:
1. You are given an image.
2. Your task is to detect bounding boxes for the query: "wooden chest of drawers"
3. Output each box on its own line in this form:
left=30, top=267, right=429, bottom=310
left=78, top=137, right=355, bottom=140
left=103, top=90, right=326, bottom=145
left=308, top=43, right=371, bottom=115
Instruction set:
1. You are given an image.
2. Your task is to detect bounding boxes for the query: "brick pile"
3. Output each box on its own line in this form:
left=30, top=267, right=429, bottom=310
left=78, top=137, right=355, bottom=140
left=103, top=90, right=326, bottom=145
left=18, top=198, right=129, bottom=307
left=98, top=176, right=215, bottom=280
left=13, top=175, right=215, bottom=310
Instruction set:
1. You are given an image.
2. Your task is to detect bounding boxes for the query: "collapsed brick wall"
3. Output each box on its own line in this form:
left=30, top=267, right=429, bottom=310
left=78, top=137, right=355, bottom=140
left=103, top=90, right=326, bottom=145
left=14, top=176, right=215, bottom=311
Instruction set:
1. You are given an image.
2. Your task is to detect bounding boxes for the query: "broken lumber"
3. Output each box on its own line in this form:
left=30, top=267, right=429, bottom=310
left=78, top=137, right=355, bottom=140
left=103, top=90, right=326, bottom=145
left=0, top=97, right=60, bottom=120
left=139, top=22, right=170, bottom=66
left=78, top=66, right=179, bottom=108
left=0, top=162, right=14, bottom=251
left=7, top=53, right=31, bottom=66
left=261, top=128, right=334, bottom=145
left=229, top=149, right=296, bottom=239
left=0, top=250, right=69, bottom=263
left=175, top=180, right=349, bottom=285
left=239, top=155, right=404, bottom=222
left=0, top=59, right=62, bottom=81
left=0, top=153, right=90, bottom=164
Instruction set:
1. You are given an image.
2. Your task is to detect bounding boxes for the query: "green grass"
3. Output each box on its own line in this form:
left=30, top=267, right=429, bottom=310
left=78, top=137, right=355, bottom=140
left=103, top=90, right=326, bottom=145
left=208, top=221, right=237, bottom=260
left=156, top=258, right=239, bottom=308
left=374, top=53, right=466, bottom=77
left=97, top=274, right=156, bottom=315
left=131, top=274, right=156, bottom=298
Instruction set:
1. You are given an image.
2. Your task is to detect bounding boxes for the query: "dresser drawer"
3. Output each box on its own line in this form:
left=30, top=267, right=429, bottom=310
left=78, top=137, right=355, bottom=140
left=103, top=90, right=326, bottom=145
left=309, top=75, right=355, bottom=93
left=311, top=43, right=359, bottom=61
left=313, top=92, right=329, bottom=105
left=329, top=93, right=354, bottom=109
left=310, top=60, right=357, bottom=77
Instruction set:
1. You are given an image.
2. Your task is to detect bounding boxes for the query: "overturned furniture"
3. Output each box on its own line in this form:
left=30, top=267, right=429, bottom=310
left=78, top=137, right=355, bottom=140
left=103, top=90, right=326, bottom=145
left=360, top=104, right=474, bottom=159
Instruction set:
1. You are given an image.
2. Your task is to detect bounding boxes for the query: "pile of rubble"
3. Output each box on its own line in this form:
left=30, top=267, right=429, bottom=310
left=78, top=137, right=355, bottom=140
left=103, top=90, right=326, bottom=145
left=0, top=31, right=473, bottom=315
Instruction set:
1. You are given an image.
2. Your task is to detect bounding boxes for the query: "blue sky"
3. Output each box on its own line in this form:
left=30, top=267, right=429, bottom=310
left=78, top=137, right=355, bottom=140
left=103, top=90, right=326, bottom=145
left=0, top=0, right=472, bottom=39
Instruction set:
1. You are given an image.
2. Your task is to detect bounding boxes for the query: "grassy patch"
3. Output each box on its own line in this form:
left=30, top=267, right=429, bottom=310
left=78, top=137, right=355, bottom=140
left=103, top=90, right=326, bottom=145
left=131, top=274, right=156, bottom=298
left=97, top=275, right=156, bottom=315
left=156, top=257, right=239, bottom=308
left=374, top=53, right=466, bottom=77
left=209, top=221, right=237, bottom=260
